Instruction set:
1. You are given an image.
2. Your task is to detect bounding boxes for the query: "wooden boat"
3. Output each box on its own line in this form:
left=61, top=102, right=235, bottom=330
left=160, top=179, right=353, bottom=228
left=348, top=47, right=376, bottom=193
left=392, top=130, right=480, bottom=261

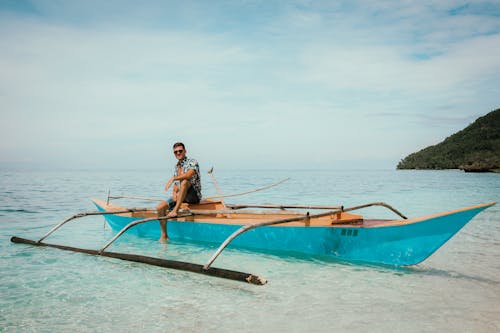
left=91, top=198, right=495, bottom=267
left=11, top=193, right=496, bottom=285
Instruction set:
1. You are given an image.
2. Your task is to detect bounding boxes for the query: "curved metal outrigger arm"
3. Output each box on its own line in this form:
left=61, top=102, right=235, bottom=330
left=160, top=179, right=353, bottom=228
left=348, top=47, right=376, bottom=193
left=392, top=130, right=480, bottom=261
left=98, top=213, right=192, bottom=254
left=37, top=209, right=151, bottom=243
left=202, top=201, right=407, bottom=270
left=203, top=209, right=341, bottom=270
left=342, top=202, right=408, bottom=220
left=99, top=216, right=164, bottom=254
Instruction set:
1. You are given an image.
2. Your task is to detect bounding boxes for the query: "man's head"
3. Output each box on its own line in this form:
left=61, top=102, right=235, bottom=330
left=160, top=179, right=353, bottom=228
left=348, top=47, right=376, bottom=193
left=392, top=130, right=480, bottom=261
left=173, top=142, right=186, bottom=160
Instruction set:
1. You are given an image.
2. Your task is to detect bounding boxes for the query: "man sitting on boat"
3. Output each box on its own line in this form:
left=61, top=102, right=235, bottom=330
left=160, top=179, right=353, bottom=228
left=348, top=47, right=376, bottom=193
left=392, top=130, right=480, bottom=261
left=156, top=142, right=202, bottom=241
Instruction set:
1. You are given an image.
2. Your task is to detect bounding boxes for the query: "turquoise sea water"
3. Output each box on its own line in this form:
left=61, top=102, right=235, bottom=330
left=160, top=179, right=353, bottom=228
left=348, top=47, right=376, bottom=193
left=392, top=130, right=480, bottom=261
left=1, top=169, right=499, bottom=332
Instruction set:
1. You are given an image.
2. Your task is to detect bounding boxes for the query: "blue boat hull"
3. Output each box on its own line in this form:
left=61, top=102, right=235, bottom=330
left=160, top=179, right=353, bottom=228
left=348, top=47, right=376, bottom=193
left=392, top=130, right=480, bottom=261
left=94, top=201, right=493, bottom=266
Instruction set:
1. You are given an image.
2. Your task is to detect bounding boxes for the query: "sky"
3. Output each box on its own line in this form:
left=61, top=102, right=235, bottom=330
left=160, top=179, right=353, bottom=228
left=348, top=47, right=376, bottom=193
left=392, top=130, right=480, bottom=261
left=0, top=0, right=499, bottom=171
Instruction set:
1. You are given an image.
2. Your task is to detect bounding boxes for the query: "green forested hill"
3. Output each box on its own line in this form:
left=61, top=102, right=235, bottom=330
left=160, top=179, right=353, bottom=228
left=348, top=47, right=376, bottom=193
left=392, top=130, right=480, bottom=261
left=397, top=108, right=500, bottom=172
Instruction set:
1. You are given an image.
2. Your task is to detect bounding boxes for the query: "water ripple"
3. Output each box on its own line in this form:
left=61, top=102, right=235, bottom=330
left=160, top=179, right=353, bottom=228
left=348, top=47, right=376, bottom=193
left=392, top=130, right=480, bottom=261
left=1, top=169, right=499, bottom=332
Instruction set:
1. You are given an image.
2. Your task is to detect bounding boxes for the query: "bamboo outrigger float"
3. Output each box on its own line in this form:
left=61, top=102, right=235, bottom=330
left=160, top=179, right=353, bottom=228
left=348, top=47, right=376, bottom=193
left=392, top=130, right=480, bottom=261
left=11, top=194, right=495, bottom=285
left=10, top=236, right=266, bottom=285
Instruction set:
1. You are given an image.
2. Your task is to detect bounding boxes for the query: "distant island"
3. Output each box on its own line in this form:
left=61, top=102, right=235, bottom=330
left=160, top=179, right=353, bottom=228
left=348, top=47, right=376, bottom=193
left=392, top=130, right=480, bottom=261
left=397, top=108, right=500, bottom=173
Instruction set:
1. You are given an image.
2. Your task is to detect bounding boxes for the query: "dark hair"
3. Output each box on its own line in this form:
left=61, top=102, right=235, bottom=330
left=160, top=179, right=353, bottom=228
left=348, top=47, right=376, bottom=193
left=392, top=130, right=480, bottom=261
left=173, top=142, right=185, bottom=150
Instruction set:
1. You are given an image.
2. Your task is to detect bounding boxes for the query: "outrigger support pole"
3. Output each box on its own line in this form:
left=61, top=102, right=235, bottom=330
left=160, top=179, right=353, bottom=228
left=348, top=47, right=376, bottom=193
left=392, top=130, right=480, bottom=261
left=37, top=208, right=152, bottom=243
left=11, top=236, right=266, bottom=285
left=226, top=202, right=407, bottom=218
left=97, top=216, right=166, bottom=254
left=202, top=201, right=407, bottom=270
left=203, top=209, right=341, bottom=270
left=342, top=202, right=408, bottom=220
left=226, top=203, right=344, bottom=210
left=97, top=213, right=190, bottom=253
left=99, top=216, right=165, bottom=253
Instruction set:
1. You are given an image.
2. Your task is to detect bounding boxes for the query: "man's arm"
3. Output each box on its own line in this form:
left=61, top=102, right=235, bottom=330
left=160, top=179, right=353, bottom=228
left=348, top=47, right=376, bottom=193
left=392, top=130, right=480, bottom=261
left=173, top=169, right=195, bottom=181
left=164, top=169, right=195, bottom=191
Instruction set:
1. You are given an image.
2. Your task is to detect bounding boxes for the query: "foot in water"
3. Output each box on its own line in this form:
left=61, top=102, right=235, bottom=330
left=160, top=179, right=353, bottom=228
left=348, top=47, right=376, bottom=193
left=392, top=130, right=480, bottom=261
left=159, top=235, right=170, bottom=242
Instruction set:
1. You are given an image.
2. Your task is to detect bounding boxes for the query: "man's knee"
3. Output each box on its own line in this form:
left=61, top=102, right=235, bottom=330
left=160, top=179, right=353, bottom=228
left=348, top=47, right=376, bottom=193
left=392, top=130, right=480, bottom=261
left=157, top=201, right=168, bottom=211
left=179, top=179, right=191, bottom=188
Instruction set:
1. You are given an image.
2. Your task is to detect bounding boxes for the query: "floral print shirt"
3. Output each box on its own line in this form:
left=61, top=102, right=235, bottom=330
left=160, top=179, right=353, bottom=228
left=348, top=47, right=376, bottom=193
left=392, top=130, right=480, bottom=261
left=174, top=156, right=202, bottom=199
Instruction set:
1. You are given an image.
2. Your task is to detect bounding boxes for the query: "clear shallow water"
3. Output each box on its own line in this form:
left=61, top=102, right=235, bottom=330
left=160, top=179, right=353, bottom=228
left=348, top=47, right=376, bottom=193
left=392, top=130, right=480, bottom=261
left=1, top=169, right=499, bottom=332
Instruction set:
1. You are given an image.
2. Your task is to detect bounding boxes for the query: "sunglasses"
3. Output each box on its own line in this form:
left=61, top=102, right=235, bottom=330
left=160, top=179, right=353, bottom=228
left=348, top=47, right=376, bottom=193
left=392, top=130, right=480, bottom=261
left=174, top=149, right=184, bottom=155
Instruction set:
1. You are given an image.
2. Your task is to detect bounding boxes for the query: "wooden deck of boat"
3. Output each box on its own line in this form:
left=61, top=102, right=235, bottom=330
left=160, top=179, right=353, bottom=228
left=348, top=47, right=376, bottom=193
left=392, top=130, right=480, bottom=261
left=92, top=199, right=496, bottom=229
left=92, top=199, right=366, bottom=227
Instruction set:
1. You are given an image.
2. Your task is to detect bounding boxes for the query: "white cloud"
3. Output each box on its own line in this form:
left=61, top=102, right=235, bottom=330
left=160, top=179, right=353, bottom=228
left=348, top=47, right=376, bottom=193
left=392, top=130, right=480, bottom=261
left=0, top=1, right=499, bottom=170
left=299, top=32, right=500, bottom=94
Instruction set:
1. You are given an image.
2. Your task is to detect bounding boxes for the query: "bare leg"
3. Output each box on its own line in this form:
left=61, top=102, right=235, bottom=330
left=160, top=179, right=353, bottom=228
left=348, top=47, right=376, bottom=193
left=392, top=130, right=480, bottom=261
left=156, top=200, right=169, bottom=242
left=167, top=180, right=191, bottom=218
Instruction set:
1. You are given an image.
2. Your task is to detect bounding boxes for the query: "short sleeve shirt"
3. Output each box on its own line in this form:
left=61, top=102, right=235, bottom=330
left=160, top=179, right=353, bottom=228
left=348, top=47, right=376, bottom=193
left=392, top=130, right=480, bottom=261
left=174, top=156, right=202, bottom=199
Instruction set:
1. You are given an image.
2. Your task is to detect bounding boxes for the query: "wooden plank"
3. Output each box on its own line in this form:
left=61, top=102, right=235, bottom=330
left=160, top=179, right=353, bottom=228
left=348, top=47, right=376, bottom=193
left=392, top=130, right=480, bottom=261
left=92, top=198, right=364, bottom=226
left=226, top=203, right=343, bottom=210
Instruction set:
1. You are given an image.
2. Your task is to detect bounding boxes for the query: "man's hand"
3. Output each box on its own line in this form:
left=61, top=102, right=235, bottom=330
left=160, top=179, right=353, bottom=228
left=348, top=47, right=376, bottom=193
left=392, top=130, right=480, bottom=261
left=164, top=177, right=174, bottom=191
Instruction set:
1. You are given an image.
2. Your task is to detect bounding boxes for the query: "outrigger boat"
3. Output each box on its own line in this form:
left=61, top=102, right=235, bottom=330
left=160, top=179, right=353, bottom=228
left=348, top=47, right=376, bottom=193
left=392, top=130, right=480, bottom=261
left=89, top=199, right=495, bottom=266
left=12, top=192, right=495, bottom=285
